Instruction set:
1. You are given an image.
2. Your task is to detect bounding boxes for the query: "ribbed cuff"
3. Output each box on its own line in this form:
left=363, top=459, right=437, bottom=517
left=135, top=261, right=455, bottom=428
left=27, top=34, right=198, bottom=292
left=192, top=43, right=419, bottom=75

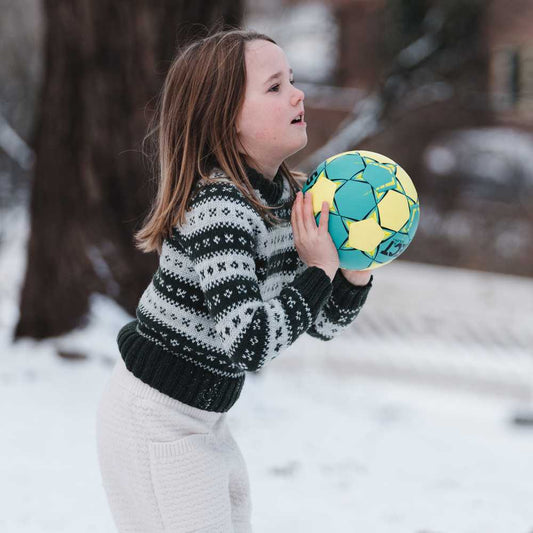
left=331, top=270, right=373, bottom=309
left=291, top=266, right=333, bottom=322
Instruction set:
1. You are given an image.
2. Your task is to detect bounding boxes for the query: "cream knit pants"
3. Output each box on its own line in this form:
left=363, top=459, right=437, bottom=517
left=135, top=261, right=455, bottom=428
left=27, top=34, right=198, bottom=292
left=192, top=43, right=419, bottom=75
left=96, top=357, right=253, bottom=532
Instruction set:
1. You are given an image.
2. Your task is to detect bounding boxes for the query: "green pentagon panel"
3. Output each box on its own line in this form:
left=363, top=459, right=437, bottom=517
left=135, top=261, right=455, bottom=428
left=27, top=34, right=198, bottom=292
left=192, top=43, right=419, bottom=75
left=407, top=203, right=420, bottom=240
left=335, top=180, right=376, bottom=221
left=325, top=153, right=366, bottom=182
left=319, top=211, right=346, bottom=250
left=338, top=246, right=374, bottom=270
left=399, top=202, right=420, bottom=239
left=362, top=163, right=397, bottom=193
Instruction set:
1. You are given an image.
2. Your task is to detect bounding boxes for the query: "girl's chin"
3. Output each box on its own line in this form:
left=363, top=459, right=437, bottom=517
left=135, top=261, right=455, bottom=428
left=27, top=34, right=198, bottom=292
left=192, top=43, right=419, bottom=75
left=285, top=139, right=308, bottom=159
left=297, top=135, right=308, bottom=150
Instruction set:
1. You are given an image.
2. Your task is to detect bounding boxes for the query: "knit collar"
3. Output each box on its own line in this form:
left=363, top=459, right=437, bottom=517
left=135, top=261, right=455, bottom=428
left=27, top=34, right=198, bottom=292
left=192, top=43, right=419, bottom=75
left=244, top=163, right=285, bottom=205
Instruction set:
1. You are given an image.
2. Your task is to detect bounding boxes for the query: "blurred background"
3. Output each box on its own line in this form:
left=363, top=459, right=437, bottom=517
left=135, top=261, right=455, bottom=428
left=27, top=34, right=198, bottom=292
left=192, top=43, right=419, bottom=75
left=1, top=0, right=532, bottom=531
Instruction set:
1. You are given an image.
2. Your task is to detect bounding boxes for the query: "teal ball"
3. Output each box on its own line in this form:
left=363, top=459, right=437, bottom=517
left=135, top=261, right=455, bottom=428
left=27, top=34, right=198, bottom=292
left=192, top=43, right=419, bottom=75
left=301, top=150, right=420, bottom=271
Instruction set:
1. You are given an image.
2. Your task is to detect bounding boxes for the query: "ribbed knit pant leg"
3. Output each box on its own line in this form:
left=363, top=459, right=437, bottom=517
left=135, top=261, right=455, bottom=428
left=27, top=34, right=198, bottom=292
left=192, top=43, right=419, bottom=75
left=96, top=357, right=253, bottom=532
left=220, top=422, right=253, bottom=532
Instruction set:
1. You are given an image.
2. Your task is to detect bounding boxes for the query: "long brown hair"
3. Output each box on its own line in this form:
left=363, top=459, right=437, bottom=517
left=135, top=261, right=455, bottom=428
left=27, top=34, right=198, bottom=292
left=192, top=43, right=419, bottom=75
left=134, top=27, right=306, bottom=254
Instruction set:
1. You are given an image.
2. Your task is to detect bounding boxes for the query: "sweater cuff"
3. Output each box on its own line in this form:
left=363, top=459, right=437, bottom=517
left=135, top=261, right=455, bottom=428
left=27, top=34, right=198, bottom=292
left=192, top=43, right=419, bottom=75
left=331, top=270, right=373, bottom=309
left=291, top=266, right=333, bottom=322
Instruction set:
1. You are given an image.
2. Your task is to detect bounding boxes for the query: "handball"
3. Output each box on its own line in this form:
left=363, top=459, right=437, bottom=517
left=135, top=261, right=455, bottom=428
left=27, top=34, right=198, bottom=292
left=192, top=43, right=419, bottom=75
left=302, top=150, right=420, bottom=271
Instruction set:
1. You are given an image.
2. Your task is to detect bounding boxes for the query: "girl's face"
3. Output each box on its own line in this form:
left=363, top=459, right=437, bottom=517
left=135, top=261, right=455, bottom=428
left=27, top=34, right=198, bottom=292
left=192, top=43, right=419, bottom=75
left=236, top=40, right=307, bottom=178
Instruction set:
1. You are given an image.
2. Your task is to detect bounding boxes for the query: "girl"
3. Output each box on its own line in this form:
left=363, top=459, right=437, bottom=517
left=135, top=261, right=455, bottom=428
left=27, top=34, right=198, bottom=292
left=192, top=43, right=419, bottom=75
left=96, top=28, right=373, bottom=533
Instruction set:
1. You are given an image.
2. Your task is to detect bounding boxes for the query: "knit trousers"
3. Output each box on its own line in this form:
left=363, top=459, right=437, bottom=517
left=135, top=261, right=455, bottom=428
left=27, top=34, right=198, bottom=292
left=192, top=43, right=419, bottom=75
left=96, top=357, right=253, bottom=532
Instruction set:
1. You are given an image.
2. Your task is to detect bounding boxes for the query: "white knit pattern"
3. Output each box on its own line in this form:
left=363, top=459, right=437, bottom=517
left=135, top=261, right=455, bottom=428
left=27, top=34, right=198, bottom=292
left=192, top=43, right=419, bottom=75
left=181, top=187, right=313, bottom=370
left=96, top=358, right=252, bottom=532
left=135, top=169, right=369, bottom=378
left=137, top=179, right=312, bottom=373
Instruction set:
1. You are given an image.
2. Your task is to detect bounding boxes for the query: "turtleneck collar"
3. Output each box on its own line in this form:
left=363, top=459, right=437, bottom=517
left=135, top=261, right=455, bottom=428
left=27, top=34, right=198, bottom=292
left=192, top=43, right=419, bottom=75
left=243, top=162, right=285, bottom=205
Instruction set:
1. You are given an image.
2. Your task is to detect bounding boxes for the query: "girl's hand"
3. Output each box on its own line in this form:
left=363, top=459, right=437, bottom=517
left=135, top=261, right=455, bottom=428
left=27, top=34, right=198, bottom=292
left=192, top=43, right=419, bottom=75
left=339, top=268, right=372, bottom=287
left=291, top=190, right=339, bottom=281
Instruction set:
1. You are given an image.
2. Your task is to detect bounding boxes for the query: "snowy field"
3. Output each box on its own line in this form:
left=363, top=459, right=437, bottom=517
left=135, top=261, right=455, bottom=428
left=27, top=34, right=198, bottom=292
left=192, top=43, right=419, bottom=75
left=1, top=204, right=533, bottom=533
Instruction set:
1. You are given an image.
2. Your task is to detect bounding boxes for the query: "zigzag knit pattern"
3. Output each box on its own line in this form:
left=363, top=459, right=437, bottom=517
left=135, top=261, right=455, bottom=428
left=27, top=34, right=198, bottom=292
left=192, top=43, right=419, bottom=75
left=117, top=164, right=372, bottom=412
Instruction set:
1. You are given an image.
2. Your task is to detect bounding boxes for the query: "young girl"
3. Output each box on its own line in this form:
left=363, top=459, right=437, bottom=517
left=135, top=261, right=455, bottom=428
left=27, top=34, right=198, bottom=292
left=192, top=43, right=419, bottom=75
left=96, top=28, right=373, bottom=533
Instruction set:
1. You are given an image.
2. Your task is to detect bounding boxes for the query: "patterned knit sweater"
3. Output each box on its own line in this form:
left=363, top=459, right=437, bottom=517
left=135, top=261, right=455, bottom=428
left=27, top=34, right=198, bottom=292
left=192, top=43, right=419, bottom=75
left=117, top=164, right=373, bottom=412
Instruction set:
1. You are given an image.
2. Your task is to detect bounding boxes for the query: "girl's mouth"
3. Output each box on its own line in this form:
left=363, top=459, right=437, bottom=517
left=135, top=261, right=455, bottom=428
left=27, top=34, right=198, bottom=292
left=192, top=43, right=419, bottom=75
left=291, top=113, right=306, bottom=126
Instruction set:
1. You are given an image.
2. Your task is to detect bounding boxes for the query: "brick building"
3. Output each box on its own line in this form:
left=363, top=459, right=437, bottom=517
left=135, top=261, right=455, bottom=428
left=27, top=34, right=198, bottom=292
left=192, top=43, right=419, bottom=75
left=485, top=0, right=533, bottom=127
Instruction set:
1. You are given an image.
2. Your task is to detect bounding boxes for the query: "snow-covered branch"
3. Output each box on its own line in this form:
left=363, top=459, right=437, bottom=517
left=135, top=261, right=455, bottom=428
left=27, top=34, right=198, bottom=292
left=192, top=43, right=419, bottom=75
left=0, top=113, right=34, bottom=170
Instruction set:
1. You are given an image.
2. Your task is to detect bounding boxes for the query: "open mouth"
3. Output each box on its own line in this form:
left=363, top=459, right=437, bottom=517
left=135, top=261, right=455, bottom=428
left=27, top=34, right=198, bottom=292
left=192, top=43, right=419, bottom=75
left=291, top=113, right=305, bottom=124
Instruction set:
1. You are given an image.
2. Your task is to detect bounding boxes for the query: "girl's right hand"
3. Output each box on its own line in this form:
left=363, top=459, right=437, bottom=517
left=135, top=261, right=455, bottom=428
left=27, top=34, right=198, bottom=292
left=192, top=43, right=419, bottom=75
left=291, top=190, right=339, bottom=282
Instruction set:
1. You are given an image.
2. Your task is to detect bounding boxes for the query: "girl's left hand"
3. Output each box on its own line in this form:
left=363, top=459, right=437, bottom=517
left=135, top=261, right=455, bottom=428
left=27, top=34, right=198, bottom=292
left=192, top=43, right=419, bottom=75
left=339, top=268, right=372, bottom=287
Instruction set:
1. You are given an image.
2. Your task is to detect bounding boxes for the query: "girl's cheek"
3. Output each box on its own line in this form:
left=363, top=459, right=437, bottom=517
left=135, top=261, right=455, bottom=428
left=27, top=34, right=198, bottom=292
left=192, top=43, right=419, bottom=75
left=255, top=127, right=274, bottom=141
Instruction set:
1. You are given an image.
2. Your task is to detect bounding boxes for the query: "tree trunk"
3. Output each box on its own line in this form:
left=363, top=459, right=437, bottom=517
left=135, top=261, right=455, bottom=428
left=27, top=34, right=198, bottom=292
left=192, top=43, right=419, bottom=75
left=15, top=0, right=243, bottom=339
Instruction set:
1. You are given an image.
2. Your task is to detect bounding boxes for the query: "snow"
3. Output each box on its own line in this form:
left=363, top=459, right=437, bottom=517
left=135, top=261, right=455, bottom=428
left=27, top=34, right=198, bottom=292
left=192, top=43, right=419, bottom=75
left=1, top=204, right=533, bottom=532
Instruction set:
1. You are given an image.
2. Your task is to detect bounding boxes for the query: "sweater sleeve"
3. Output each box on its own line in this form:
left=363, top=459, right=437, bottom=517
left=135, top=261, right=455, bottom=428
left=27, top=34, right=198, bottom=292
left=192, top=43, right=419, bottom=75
left=306, top=270, right=373, bottom=341
left=176, top=184, right=333, bottom=372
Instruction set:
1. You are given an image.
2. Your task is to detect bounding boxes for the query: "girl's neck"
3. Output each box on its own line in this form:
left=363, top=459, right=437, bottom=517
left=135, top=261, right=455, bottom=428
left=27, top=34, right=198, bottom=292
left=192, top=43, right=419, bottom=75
left=244, top=157, right=280, bottom=182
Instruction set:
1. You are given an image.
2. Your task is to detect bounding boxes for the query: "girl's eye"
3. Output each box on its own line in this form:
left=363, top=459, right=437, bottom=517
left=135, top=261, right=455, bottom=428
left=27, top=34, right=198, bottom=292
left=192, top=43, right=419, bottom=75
left=269, top=80, right=295, bottom=92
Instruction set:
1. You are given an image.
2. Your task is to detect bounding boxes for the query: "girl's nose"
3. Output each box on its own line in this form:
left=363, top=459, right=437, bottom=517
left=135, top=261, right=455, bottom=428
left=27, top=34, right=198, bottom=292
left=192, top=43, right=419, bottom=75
left=291, top=86, right=305, bottom=105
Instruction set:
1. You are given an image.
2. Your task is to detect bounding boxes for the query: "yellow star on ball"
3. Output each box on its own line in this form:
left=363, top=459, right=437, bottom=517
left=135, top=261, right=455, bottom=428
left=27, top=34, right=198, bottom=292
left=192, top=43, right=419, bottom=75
left=307, top=173, right=340, bottom=215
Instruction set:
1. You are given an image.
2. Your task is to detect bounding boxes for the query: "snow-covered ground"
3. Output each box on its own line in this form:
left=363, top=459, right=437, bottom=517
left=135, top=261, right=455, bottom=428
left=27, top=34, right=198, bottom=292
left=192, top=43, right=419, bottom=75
left=1, top=204, right=533, bottom=533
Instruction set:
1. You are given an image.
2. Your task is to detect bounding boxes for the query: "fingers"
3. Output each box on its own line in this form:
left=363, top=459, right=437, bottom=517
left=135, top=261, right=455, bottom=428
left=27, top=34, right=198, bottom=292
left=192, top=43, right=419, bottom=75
left=292, top=190, right=329, bottom=237
left=302, top=191, right=315, bottom=234
left=319, top=201, right=329, bottom=232
left=291, top=191, right=305, bottom=239
left=290, top=193, right=298, bottom=238
left=291, top=191, right=329, bottom=238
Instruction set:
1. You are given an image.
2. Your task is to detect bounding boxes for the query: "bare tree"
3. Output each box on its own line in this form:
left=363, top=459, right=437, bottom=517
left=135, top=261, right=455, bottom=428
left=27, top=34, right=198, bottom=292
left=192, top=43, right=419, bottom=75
left=15, top=0, right=244, bottom=340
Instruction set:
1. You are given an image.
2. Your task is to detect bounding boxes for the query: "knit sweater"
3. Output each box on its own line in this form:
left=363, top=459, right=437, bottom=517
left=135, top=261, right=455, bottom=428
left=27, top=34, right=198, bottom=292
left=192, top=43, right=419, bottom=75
left=117, top=164, right=373, bottom=412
